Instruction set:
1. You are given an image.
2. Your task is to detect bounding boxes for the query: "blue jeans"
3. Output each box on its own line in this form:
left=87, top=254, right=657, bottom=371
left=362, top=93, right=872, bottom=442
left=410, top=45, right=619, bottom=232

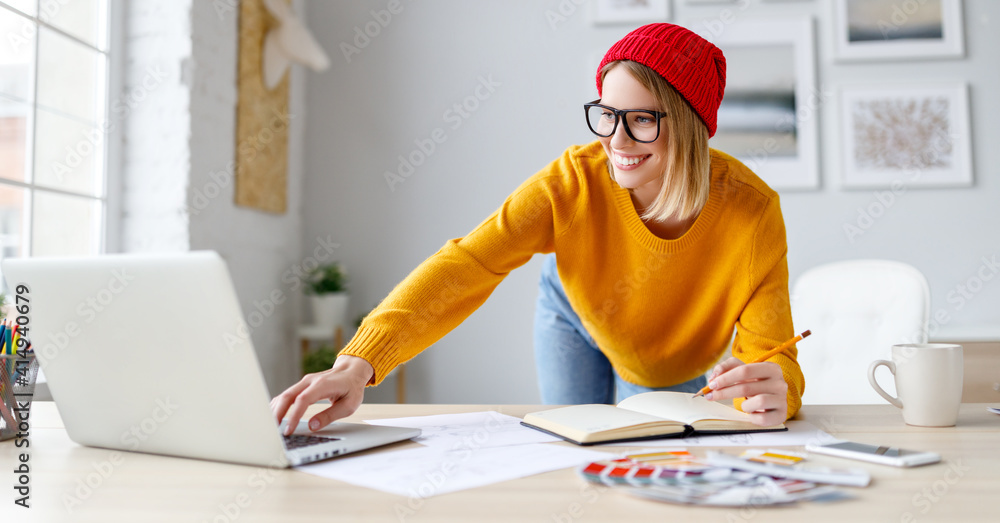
left=533, top=254, right=706, bottom=404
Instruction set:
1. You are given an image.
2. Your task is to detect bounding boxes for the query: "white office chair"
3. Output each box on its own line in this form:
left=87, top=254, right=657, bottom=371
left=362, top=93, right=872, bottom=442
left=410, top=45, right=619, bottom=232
left=792, top=260, right=930, bottom=404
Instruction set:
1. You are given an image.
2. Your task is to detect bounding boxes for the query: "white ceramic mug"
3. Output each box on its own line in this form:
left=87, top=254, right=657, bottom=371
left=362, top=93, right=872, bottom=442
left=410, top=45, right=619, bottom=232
left=868, top=343, right=963, bottom=427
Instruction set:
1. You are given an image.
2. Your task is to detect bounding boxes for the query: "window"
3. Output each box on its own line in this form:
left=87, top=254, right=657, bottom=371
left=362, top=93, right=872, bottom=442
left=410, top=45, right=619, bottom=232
left=0, top=0, right=112, bottom=281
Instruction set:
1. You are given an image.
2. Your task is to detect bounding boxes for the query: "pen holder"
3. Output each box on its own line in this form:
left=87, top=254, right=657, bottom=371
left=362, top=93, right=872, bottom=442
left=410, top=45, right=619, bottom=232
left=1, top=353, right=39, bottom=442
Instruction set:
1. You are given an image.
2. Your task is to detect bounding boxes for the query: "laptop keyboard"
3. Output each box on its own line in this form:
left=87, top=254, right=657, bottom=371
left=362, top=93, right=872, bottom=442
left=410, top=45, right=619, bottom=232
left=283, top=434, right=341, bottom=450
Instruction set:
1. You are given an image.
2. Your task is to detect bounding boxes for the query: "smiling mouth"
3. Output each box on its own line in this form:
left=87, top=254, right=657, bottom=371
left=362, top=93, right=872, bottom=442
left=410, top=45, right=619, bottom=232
left=614, top=154, right=651, bottom=168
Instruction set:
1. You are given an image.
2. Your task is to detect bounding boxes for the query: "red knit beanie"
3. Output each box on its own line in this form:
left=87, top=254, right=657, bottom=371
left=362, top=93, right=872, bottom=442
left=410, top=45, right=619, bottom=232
left=598, top=23, right=726, bottom=137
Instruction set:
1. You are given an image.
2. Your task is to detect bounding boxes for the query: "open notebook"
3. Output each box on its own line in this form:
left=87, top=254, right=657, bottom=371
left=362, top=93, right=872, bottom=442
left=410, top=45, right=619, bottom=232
left=521, top=391, right=786, bottom=445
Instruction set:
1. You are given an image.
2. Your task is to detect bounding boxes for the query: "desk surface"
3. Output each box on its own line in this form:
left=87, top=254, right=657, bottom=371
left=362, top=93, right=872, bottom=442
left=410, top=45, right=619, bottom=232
left=4, top=402, right=999, bottom=522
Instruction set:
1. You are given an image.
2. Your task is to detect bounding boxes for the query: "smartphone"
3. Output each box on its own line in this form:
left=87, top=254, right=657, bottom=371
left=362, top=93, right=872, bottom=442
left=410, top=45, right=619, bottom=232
left=805, top=441, right=941, bottom=467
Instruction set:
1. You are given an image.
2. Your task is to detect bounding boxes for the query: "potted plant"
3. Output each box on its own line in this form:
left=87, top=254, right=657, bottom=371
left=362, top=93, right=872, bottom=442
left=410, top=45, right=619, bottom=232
left=305, top=262, right=349, bottom=328
left=302, top=344, right=340, bottom=375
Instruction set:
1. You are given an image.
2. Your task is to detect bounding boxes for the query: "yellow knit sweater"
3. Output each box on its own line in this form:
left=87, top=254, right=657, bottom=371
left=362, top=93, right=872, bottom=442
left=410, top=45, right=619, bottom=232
left=340, top=140, right=804, bottom=418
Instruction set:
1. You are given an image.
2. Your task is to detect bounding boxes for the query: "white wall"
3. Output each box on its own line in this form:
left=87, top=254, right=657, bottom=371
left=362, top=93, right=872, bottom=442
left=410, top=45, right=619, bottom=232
left=119, top=0, right=192, bottom=252
left=119, top=0, right=306, bottom=393
left=300, top=0, right=1000, bottom=404
left=186, top=0, right=307, bottom=394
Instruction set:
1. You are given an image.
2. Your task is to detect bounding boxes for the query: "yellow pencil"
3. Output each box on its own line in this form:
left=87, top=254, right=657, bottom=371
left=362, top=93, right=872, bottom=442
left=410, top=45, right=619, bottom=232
left=693, top=330, right=811, bottom=398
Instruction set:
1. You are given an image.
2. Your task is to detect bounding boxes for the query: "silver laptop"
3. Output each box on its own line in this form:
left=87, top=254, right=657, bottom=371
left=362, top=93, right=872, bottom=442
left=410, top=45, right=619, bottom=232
left=1, top=251, right=419, bottom=467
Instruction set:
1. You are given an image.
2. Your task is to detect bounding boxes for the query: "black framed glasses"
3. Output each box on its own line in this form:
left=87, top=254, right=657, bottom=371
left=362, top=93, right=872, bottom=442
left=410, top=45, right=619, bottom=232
left=583, top=99, right=667, bottom=143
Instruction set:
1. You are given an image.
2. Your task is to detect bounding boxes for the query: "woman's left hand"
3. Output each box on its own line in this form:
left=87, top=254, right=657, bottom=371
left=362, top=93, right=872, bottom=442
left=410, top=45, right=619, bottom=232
left=704, top=357, right=788, bottom=427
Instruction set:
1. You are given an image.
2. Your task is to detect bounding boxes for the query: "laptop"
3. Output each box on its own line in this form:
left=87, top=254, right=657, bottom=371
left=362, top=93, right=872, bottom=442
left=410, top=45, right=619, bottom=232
left=1, top=251, right=419, bottom=467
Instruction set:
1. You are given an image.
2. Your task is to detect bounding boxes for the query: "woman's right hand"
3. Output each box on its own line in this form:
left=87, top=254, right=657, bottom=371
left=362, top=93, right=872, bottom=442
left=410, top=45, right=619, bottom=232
left=270, top=354, right=374, bottom=436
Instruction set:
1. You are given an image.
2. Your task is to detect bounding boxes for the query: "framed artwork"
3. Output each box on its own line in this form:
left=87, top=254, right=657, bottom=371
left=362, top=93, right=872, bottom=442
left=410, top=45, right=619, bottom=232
left=833, top=0, right=964, bottom=61
left=840, top=83, right=972, bottom=189
left=694, top=18, right=819, bottom=190
left=235, top=0, right=289, bottom=213
left=592, top=0, right=670, bottom=25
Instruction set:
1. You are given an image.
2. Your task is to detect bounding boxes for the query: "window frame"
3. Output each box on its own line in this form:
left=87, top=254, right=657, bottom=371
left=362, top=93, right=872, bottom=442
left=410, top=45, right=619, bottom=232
left=104, top=0, right=122, bottom=253
left=0, top=0, right=122, bottom=258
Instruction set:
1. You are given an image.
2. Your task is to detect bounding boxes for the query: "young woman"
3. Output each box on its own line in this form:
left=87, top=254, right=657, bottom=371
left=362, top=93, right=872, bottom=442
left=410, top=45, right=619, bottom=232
left=272, top=23, right=805, bottom=435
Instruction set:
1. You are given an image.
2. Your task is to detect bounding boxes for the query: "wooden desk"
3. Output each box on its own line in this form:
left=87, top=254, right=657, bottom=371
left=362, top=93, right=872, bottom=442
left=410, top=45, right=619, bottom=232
left=5, top=402, right=998, bottom=522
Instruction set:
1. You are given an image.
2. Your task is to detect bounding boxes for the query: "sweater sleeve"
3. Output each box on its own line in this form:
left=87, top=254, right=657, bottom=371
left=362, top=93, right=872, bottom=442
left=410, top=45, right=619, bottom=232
left=731, top=196, right=805, bottom=419
left=338, top=153, right=581, bottom=385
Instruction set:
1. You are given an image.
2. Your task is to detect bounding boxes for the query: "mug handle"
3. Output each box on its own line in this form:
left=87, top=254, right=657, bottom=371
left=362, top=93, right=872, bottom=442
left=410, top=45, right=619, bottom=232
left=868, top=359, right=903, bottom=408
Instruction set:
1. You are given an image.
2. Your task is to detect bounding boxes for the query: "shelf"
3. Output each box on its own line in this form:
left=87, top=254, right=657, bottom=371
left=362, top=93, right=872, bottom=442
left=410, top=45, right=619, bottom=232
left=930, top=324, right=1000, bottom=343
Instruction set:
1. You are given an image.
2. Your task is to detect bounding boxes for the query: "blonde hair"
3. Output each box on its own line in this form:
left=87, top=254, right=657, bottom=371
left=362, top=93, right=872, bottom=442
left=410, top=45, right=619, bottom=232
left=600, top=60, right=711, bottom=223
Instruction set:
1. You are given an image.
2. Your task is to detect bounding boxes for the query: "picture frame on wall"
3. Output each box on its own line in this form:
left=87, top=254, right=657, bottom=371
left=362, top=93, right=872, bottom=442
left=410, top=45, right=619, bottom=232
left=692, top=17, right=820, bottom=190
left=833, top=0, right=965, bottom=61
left=592, top=0, right=670, bottom=25
left=840, top=83, right=972, bottom=189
